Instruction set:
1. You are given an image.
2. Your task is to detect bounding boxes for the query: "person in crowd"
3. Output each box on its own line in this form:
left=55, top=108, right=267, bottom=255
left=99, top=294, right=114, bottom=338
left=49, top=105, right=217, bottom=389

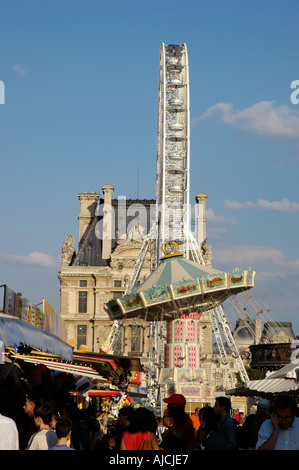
left=59, top=403, right=91, bottom=450
left=50, top=418, right=75, bottom=450
left=0, top=412, right=19, bottom=450
left=213, top=396, right=238, bottom=450
left=159, top=406, right=187, bottom=452
left=190, top=407, right=201, bottom=433
left=238, top=398, right=271, bottom=450
left=83, top=407, right=102, bottom=449
left=110, top=406, right=135, bottom=450
left=232, top=408, right=243, bottom=424
left=120, top=407, right=160, bottom=450
left=256, top=393, right=299, bottom=450
left=194, top=407, right=206, bottom=449
left=163, top=393, right=195, bottom=450
left=97, top=409, right=108, bottom=438
left=26, top=403, right=58, bottom=450
left=18, top=392, right=39, bottom=450
left=195, top=406, right=227, bottom=450
left=23, top=393, right=38, bottom=419
left=98, top=405, right=135, bottom=451
left=156, top=415, right=166, bottom=444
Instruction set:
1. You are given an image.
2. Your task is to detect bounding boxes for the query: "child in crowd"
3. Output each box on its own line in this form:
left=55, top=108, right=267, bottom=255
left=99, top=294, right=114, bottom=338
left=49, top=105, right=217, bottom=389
left=50, top=418, right=75, bottom=450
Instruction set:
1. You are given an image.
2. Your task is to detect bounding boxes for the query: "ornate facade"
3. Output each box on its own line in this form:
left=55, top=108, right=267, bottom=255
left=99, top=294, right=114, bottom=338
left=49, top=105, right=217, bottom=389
left=58, top=185, right=154, bottom=356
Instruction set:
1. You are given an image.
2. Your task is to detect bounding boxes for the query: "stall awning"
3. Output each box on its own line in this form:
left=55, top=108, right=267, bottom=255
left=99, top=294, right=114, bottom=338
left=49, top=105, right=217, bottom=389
left=88, top=389, right=146, bottom=399
left=7, top=348, right=121, bottom=381
left=0, top=314, right=73, bottom=362
left=227, top=379, right=299, bottom=397
left=226, top=362, right=299, bottom=396
left=88, top=390, right=122, bottom=397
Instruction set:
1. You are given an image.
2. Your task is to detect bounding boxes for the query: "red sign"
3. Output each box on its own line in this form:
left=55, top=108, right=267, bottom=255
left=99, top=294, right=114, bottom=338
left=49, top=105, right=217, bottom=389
left=130, top=371, right=141, bottom=384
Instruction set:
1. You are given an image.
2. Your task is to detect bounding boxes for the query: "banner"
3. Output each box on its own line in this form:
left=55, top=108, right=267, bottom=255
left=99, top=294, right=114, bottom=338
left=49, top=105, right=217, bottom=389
left=3, top=285, right=18, bottom=317
left=43, top=298, right=65, bottom=340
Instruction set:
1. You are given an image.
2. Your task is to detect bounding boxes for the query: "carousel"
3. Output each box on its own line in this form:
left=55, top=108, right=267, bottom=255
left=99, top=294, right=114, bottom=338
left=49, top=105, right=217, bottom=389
left=105, top=241, right=255, bottom=407
left=104, top=242, right=255, bottom=322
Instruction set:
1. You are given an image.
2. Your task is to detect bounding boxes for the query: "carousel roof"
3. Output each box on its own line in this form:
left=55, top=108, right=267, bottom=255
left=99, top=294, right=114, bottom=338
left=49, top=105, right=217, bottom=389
left=104, top=253, right=255, bottom=321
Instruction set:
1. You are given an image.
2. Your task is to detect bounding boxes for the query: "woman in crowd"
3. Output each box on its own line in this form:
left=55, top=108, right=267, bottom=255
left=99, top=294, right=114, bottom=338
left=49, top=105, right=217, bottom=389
left=120, top=407, right=160, bottom=450
left=159, top=406, right=187, bottom=452
left=195, top=406, right=227, bottom=450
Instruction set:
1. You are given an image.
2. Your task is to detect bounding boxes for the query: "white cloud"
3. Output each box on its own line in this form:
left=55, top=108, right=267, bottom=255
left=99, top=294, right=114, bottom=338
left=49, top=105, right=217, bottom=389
left=213, top=243, right=299, bottom=278
left=225, top=200, right=255, bottom=210
left=225, top=198, right=299, bottom=214
left=257, top=198, right=299, bottom=214
left=284, top=258, right=299, bottom=273
left=198, top=101, right=299, bottom=137
left=256, top=271, right=288, bottom=282
left=207, top=227, right=228, bottom=239
left=0, top=251, right=60, bottom=268
left=206, top=208, right=237, bottom=225
left=213, top=244, right=284, bottom=267
left=13, top=64, right=27, bottom=76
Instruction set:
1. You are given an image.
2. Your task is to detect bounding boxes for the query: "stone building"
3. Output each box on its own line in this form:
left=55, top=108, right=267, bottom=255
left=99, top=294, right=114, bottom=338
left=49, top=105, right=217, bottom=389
left=58, top=185, right=156, bottom=356
left=58, top=184, right=255, bottom=405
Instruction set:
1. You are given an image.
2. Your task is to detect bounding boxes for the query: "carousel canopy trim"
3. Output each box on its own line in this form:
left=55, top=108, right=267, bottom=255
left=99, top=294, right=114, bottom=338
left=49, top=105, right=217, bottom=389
left=0, top=314, right=73, bottom=362
left=104, top=255, right=255, bottom=320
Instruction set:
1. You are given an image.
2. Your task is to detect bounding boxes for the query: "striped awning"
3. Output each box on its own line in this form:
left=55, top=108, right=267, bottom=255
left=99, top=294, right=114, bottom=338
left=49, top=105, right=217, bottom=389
left=227, top=362, right=299, bottom=396
left=244, top=378, right=299, bottom=394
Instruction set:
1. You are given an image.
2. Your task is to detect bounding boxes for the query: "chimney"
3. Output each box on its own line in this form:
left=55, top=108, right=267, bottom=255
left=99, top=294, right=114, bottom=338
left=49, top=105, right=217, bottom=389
left=102, top=184, right=114, bottom=259
left=195, top=192, right=208, bottom=246
left=255, top=318, right=262, bottom=344
left=78, top=192, right=100, bottom=245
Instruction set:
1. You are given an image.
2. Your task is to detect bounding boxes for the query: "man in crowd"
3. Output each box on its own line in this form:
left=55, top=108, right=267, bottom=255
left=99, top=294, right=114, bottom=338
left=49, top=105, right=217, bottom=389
left=256, top=393, right=299, bottom=450
left=238, top=398, right=271, bottom=450
left=214, top=396, right=238, bottom=450
left=26, top=403, right=58, bottom=450
left=0, top=412, right=19, bottom=450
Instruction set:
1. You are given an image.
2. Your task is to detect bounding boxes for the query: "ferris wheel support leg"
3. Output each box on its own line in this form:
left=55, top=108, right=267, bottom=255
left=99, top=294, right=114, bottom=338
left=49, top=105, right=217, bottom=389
left=208, top=310, right=235, bottom=389
left=125, top=223, right=158, bottom=294
left=214, top=305, right=249, bottom=384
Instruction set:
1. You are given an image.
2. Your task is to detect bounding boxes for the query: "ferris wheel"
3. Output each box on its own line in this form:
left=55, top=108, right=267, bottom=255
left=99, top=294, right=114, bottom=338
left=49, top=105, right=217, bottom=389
left=125, top=43, right=203, bottom=294
left=156, top=42, right=191, bottom=260
left=105, top=44, right=249, bottom=399
left=156, top=43, right=204, bottom=265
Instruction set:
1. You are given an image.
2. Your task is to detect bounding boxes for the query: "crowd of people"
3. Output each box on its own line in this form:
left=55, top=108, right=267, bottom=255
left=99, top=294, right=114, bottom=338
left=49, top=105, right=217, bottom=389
left=0, top=360, right=299, bottom=450
left=1, top=386, right=299, bottom=450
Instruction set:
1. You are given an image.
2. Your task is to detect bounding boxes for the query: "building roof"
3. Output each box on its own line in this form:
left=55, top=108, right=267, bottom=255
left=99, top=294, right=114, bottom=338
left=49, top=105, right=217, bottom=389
left=232, top=319, right=257, bottom=345
left=261, top=322, right=296, bottom=342
left=72, top=197, right=155, bottom=267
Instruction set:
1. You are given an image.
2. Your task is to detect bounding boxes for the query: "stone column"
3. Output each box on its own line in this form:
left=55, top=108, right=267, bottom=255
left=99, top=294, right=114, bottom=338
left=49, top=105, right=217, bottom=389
left=195, top=192, right=208, bottom=246
left=102, top=184, right=114, bottom=259
left=255, top=318, right=262, bottom=344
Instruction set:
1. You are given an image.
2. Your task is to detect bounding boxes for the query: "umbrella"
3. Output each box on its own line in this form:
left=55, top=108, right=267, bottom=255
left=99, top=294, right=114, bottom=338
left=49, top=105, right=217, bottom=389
left=104, top=251, right=255, bottom=321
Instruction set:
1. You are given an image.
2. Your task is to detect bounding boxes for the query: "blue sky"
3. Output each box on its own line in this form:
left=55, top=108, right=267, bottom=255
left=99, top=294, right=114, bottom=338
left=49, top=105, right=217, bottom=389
left=0, top=0, right=299, bottom=334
